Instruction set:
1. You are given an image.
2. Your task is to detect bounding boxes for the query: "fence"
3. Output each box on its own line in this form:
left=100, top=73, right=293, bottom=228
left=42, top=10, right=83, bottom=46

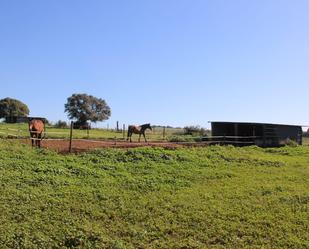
left=0, top=123, right=191, bottom=142
left=5, top=122, right=264, bottom=149
left=3, top=122, right=304, bottom=150
left=201, top=135, right=259, bottom=145
left=0, top=126, right=26, bottom=138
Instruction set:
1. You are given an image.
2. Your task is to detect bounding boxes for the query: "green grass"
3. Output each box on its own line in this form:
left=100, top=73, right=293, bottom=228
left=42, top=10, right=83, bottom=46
left=0, top=140, right=308, bottom=248
left=303, top=137, right=309, bottom=145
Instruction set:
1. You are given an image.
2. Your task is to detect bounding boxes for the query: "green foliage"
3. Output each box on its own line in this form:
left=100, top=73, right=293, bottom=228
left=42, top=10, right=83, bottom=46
left=303, top=137, right=309, bottom=145
left=166, top=135, right=203, bottom=142
left=0, top=141, right=308, bottom=248
left=183, top=125, right=207, bottom=136
left=167, top=135, right=194, bottom=142
left=54, top=120, right=69, bottom=128
left=0, top=97, right=29, bottom=120
left=65, top=93, right=111, bottom=124
left=285, top=138, right=299, bottom=147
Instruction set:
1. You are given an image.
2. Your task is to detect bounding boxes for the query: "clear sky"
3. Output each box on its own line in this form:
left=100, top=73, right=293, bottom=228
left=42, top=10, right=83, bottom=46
left=0, top=0, right=308, bottom=128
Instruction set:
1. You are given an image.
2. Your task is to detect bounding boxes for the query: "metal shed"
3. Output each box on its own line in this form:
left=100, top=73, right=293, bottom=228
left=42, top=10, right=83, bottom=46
left=209, top=122, right=303, bottom=147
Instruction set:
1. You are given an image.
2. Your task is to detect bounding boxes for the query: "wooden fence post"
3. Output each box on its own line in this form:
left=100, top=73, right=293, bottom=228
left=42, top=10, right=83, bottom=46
left=18, top=123, right=21, bottom=138
left=44, top=121, right=46, bottom=139
left=69, top=121, right=73, bottom=153
left=163, top=126, right=166, bottom=140
left=123, top=124, right=126, bottom=140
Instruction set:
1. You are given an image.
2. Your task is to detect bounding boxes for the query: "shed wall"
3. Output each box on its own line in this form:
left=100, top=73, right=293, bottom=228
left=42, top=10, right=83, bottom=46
left=211, top=122, right=302, bottom=147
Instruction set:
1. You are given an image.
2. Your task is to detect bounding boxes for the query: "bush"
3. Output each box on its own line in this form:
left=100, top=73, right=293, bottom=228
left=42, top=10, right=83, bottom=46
left=73, top=121, right=91, bottom=130
left=183, top=125, right=207, bottom=136
left=54, top=120, right=68, bottom=128
left=285, top=138, right=298, bottom=147
left=167, top=135, right=195, bottom=142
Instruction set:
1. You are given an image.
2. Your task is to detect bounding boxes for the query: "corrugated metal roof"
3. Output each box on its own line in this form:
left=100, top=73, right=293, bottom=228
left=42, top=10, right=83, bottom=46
left=208, top=121, right=305, bottom=127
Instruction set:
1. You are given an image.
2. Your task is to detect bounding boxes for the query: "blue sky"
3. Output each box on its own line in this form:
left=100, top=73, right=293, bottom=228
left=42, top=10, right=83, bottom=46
left=0, top=0, right=308, bottom=128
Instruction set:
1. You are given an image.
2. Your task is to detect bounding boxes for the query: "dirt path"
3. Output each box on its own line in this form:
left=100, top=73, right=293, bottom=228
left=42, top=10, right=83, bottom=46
left=20, top=139, right=185, bottom=153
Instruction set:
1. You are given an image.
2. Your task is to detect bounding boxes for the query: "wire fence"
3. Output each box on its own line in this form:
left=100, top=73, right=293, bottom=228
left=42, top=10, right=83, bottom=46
left=0, top=125, right=260, bottom=150
left=3, top=122, right=306, bottom=148
left=0, top=123, right=194, bottom=141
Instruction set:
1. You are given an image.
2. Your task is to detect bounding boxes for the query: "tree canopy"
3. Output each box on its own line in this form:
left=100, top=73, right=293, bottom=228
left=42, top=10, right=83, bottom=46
left=0, top=97, right=30, bottom=120
left=64, top=93, right=111, bottom=124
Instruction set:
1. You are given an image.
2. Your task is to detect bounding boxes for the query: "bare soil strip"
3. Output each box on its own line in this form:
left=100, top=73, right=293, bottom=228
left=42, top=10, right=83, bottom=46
left=20, top=139, right=187, bottom=153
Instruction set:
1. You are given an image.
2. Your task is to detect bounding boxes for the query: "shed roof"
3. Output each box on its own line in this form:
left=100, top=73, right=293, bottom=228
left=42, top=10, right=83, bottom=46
left=209, top=121, right=305, bottom=128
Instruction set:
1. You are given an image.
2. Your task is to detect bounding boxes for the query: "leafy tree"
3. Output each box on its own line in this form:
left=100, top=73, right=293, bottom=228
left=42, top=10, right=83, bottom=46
left=0, top=97, right=30, bottom=121
left=64, top=93, right=111, bottom=125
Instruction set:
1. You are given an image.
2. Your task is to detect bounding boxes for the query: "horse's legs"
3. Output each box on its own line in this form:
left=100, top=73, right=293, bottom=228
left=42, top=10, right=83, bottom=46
left=138, top=134, right=141, bottom=142
left=127, top=130, right=133, bottom=142
left=35, top=136, right=39, bottom=148
left=37, top=134, right=41, bottom=148
left=127, top=132, right=132, bottom=142
left=143, top=133, right=147, bottom=142
left=128, top=132, right=132, bottom=142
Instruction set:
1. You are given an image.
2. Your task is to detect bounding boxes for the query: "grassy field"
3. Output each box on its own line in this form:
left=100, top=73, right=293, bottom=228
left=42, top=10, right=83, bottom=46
left=0, top=140, right=308, bottom=248
left=303, top=137, right=309, bottom=145
left=0, top=123, right=188, bottom=141
left=1, top=122, right=306, bottom=144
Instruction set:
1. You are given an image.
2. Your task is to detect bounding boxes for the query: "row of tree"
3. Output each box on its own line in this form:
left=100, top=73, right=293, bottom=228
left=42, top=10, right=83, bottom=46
left=0, top=94, right=111, bottom=127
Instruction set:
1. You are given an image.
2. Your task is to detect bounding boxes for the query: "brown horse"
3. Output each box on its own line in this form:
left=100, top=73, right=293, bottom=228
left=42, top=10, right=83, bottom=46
left=29, top=119, right=45, bottom=148
left=127, top=123, right=152, bottom=142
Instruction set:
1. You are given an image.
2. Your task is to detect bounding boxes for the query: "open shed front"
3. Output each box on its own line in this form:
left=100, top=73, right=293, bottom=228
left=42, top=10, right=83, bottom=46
left=210, top=122, right=302, bottom=147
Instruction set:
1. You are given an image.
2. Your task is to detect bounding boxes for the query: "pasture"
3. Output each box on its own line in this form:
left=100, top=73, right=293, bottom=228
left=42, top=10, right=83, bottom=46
left=0, top=140, right=308, bottom=248
left=0, top=123, right=189, bottom=142
left=303, top=136, right=309, bottom=146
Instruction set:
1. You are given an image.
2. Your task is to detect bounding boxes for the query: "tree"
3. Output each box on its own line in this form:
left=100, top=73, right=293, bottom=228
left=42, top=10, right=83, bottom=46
left=0, top=97, right=30, bottom=122
left=64, top=93, right=111, bottom=126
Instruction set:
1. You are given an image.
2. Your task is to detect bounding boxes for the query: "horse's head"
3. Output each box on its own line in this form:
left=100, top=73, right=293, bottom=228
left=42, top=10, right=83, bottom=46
left=146, top=123, right=152, bottom=131
left=29, top=119, right=44, bottom=133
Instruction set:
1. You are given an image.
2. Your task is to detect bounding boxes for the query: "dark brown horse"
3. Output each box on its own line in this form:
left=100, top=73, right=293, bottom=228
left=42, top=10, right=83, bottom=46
left=127, top=123, right=152, bottom=142
left=29, top=119, right=45, bottom=148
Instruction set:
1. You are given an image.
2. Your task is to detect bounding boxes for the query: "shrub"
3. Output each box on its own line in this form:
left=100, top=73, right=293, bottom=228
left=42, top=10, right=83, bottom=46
left=285, top=138, right=298, bottom=147
left=167, top=135, right=195, bottom=142
left=183, top=125, right=207, bottom=136
left=54, top=120, right=68, bottom=129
